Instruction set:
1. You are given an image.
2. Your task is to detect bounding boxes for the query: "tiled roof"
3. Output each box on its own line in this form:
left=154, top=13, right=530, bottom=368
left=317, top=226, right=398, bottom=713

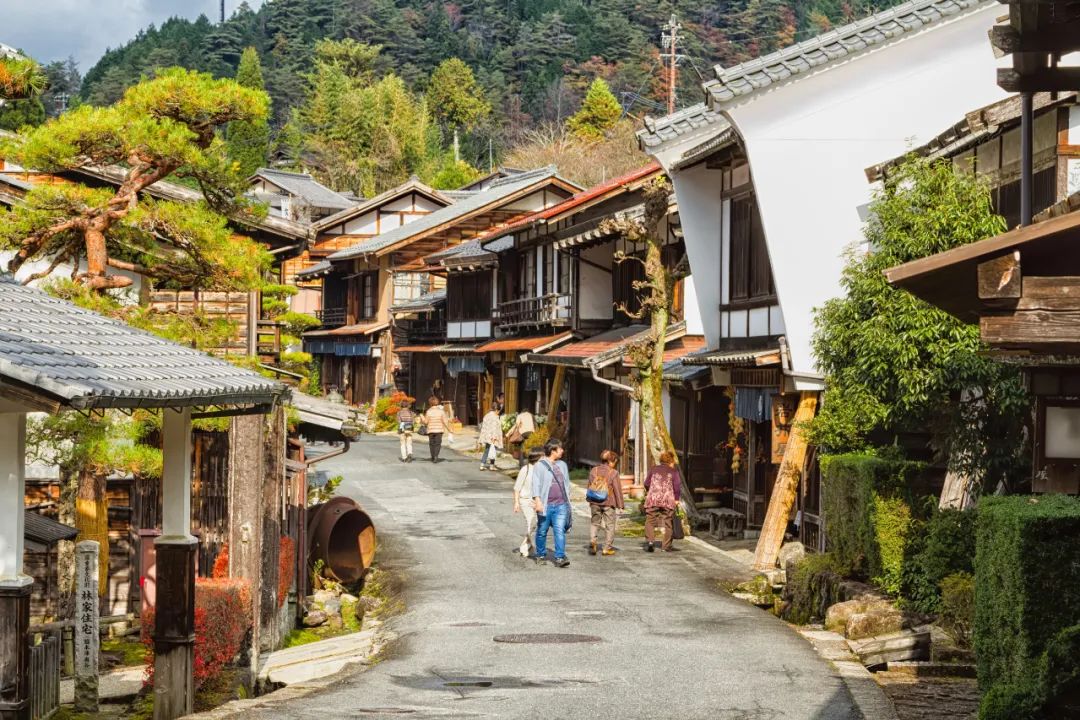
left=624, top=335, right=706, bottom=366
left=681, top=348, right=780, bottom=367
left=475, top=332, right=573, bottom=353
left=303, top=321, right=389, bottom=338
left=433, top=343, right=482, bottom=354
left=525, top=323, right=688, bottom=368
left=296, top=260, right=332, bottom=279
left=394, top=344, right=442, bottom=353
left=705, top=0, right=989, bottom=106
left=662, top=358, right=710, bottom=384
left=390, top=290, right=446, bottom=314
left=0, top=276, right=286, bottom=410
left=328, top=167, right=574, bottom=261
left=24, top=511, right=77, bottom=547
left=638, top=105, right=729, bottom=150
left=251, top=168, right=353, bottom=210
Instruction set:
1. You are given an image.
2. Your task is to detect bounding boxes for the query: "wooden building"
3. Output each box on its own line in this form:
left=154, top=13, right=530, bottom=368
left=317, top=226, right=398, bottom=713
left=308, top=167, right=579, bottom=413
left=887, top=199, right=1080, bottom=493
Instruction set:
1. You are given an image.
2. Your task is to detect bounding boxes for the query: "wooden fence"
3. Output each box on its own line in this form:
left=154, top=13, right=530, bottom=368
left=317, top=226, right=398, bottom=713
left=28, top=635, right=60, bottom=720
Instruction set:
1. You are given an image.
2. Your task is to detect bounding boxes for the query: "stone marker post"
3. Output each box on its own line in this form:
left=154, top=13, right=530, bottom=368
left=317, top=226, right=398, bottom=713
left=74, top=541, right=99, bottom=713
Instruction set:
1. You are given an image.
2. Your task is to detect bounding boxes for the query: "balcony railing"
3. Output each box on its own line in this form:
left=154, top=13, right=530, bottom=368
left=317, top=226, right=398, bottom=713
left=494, top=294, right=572, bottom=330
left=316, top=306, right=347, bottom=327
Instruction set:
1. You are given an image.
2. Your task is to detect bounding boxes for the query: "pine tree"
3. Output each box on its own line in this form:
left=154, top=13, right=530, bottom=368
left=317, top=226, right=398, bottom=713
left=567, top=77, right=622, bottom=140
left=227, top=47, right=271, bottom=177
left=426, top=58, right=491, bottom=162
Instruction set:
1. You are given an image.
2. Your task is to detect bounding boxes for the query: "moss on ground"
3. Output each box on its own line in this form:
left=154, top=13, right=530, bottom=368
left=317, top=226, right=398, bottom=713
left=283, top=628, right=324, bottom=648
left=101, top=636, right=148, bottom=667
left=361, top=566, right=405, bottom=620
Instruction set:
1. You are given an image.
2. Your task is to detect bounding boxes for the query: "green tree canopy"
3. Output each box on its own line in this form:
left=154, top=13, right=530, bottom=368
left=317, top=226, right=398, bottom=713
left=426, top=58, right=491, bottom=134
left=0, top=68, right=271, bottom=291
left=226, top=47, right=271, bottom=177
left=567, top=77, right=622, bottom=140
left=290, top=40, right=439, bottom=195
left=0, top=53, right=47, bottom=100
left=811, top=157, right=1030, bottom=491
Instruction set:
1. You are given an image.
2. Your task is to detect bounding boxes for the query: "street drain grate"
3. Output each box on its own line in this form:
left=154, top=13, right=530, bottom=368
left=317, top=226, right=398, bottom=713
left=445, top=621, right=493, bottom=627
left=353, top=709, right=416, bottom=715
left=443, top=680, right=494, bottom=687
left=493, top=633, right=602, bottom=644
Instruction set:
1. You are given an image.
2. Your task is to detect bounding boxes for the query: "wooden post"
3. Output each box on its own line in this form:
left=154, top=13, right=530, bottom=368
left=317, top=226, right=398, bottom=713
left=154, top=408, right=195, bottom=720
left=0, top=412, right=30, bottom=720
left=228, top=414, right=265, bottom=673
left=752, top=392, right=817, bottom=571
left=73, top=542, right=99, bottom=713
left=547, top=365, right=566, bottom=421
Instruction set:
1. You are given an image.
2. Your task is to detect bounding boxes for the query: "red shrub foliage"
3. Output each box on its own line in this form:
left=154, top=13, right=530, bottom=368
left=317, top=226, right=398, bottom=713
left=278, top=535, right=295, bottom=608
left=142, top=578, right=253, bottom=689
left=211, top=544, right=229, bottom=579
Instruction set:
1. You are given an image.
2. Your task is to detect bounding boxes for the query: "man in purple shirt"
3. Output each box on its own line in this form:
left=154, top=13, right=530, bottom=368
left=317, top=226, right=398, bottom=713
left=531, top=439, right=572, bottom=567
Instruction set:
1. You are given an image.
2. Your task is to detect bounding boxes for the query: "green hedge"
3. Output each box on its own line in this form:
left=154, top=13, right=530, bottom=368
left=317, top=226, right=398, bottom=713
left=819, top=453, right=924, bottom=586
left=902, top=507, right=977, bottom=614
left=975, top=495, right=1080, bottom=697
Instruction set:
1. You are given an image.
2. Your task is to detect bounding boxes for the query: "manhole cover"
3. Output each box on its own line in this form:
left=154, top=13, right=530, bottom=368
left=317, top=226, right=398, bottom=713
left=493, top=633, right=602, bottom=644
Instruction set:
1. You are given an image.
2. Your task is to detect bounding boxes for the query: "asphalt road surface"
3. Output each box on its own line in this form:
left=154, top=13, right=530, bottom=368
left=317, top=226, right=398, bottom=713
left=242, top=436, right=860, bottom=720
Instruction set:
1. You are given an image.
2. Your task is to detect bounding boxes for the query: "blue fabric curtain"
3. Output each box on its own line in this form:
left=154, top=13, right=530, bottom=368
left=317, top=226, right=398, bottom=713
left=334, top=342, right=371, bottom=357
left=734, top=387, right=775, bottom=423
left=447, top=355, right=486, bottom=377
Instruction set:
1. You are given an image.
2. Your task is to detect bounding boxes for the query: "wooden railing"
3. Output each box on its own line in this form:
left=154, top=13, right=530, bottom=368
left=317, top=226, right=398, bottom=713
left=493, top=294, right=571, bottom=330
left=29, top=635, right=60, bottom=720
left=315, top=306, right=347, bottom=327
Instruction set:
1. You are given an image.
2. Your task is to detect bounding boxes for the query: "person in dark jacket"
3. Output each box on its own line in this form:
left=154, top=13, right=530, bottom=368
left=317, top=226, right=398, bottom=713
left=643, top=450, right=682, bottom=552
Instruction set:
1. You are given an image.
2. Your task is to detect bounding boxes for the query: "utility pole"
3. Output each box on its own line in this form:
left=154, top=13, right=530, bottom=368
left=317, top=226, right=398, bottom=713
left=220, top=0, right=226, bottom=23
left=661, top=14, right=682, bottom=115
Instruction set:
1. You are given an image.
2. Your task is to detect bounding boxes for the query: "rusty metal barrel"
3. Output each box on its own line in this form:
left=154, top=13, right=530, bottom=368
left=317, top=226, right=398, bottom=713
left=307, top=497, right=377, bottom=583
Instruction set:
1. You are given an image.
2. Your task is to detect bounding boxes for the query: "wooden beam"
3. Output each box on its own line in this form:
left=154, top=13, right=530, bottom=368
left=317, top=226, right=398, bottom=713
left=752, top=391, right=817, bottom=572
left=998, top=67, right=1080, bottom=93
left=977, top=252, right=1022, bottom=300
left=990, top=24, right=1080, bottom=55
left=982, top=310, right=1080, bottom=345
left=1021, top=276, right=1080, bottom=299
left=0, top=381, right=61, bottom=413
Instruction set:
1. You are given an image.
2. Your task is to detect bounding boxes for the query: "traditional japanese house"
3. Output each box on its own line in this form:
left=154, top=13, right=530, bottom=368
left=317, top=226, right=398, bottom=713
left=309, top=167, right=579, bottom=413
left=867, top=91, right=1080, bottom=228
left=247, top=167, right=354, bottom=223
left=887, top=204, right=1080, bottom=493
left=640, top=0, right=1006, bottom=546
left=459, top=164, right=708, bottom=473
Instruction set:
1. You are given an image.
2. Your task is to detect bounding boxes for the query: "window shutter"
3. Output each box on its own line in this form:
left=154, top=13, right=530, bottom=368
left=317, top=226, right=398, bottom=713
left=730, top=197, right=751, bottom=301
left=750, top=203, right=773, bottom=298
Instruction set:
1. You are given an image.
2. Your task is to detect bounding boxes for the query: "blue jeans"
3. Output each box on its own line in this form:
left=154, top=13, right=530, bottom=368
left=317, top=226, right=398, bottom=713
left=535, top=502, right=569, bottom=560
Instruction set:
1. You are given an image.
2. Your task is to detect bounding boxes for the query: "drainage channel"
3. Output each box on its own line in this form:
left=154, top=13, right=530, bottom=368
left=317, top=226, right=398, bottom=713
left=492, top=633, right=603, bottom=644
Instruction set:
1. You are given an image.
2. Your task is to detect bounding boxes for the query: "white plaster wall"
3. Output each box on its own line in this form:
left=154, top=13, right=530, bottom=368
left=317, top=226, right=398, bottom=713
left=342, top=210, right=379, bottom=235
left=683, top=274, right=704, bottom=336
left=579, top=243, right=614, bottom=321
left=724, top=4, right=1006, bottom=382
left=670, top=163, right=723, bottom=348
left=415, top=196, right=443, bottom=212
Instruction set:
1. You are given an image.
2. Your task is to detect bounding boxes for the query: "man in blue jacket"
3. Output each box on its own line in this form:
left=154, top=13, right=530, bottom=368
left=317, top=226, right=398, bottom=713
left=531, top=439, right=572, bottom=567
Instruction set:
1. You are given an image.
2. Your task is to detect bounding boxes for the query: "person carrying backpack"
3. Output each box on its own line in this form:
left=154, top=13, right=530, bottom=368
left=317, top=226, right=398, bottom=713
left=586, top=449, right=624, bottom=556
left=397, top=400, right=416, bottom=463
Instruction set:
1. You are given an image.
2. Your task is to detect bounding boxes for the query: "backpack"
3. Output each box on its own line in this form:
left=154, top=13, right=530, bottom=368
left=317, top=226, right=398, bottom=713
left=586, top=467, right=611, bottom=504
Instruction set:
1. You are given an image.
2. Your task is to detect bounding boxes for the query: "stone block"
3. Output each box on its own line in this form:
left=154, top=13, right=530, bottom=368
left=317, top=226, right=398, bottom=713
left=849, top=626, right=931, bottom=667
left=777, top=542, right=806, bottom=571
left=302, top=611, right=328, bottom=628
left=845, top=606, right=905, bottom=641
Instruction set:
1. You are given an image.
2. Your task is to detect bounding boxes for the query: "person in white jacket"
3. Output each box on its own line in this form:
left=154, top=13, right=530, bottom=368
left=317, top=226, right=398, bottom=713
left=512, top=449, right=544, bottom=558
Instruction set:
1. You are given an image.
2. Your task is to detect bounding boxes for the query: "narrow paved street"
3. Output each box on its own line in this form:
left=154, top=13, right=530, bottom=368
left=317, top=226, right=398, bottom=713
left=246, top=437, right=860, bottom=719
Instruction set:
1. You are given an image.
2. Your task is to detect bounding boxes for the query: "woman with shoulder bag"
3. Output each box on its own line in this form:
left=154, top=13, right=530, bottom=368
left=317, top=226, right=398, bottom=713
left=508, top=408, right=536, bottom=468
left=420, top=396, right=448, bottom=463
left=587, top=450, right=624, bottom=556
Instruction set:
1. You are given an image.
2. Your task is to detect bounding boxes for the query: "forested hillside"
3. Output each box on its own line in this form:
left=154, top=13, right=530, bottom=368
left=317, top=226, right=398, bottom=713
left=83, top=0, right=905, bottom=127
left=73, top=0, right=908, bottom=194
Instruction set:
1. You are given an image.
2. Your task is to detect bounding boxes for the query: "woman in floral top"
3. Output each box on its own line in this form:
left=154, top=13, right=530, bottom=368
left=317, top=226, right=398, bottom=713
left=643, top=450, right=682, bottom=553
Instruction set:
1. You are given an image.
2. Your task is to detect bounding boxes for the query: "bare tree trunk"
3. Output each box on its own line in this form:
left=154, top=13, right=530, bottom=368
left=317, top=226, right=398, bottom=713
left=75, top=467, right=110, bottom=602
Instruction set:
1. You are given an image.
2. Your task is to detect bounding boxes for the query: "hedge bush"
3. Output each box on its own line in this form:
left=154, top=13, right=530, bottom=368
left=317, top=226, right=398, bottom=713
left=143, top=578, right=253, bottom=689
left=979, top=624, right=1080, bottom=720
left=975, top=495, right=1080, bottom=694
left=902, top=507, right=977, bottom=614
left=939, top=572, right=975, bottom=649
left=819, top=453, right=923, bottom=582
